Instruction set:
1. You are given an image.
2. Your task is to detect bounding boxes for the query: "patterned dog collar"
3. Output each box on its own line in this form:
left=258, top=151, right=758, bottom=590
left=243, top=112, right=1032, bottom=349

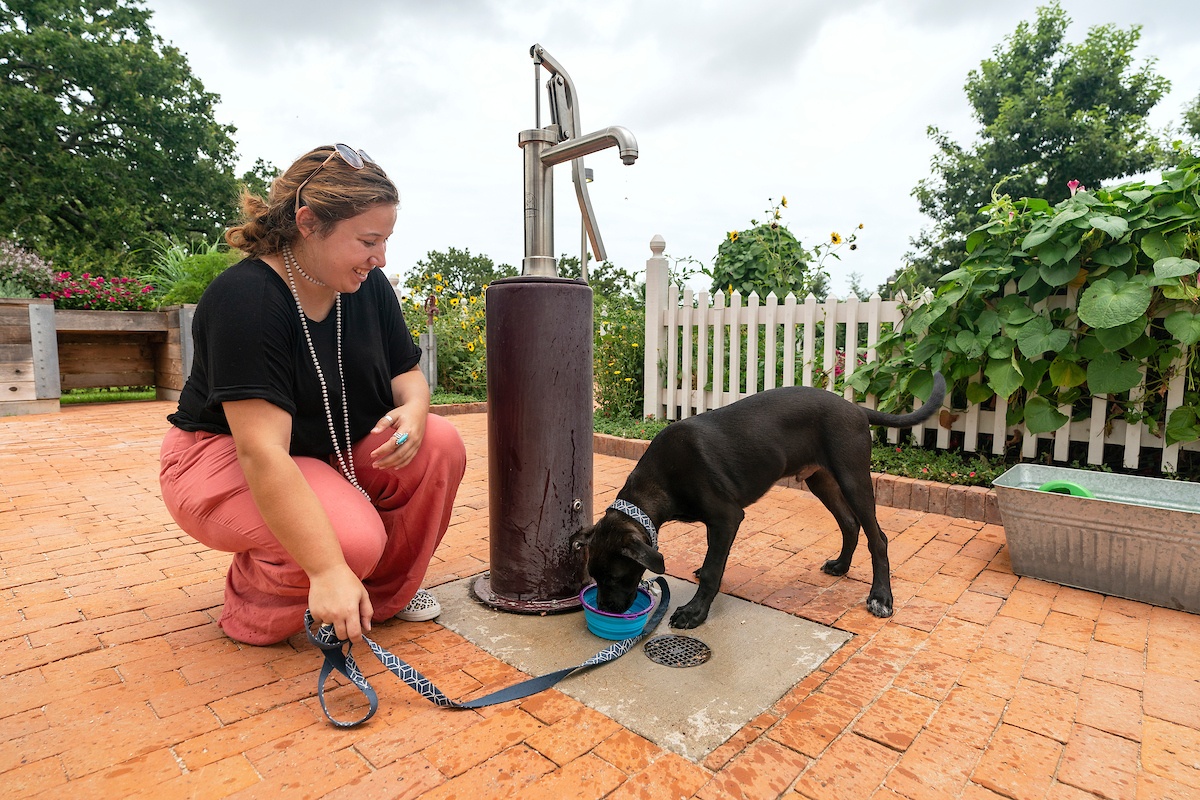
left=609, top=499, right=658, bottom=546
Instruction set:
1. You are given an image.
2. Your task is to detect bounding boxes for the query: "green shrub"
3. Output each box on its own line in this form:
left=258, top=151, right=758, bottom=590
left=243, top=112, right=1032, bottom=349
left=142, top=238, right=236, bottom=307
left=855, top=158, right=1200, bottom=447
left=403, top=291, right=487, bottom=397
left=594, top=296, right=645, bottom=420
left=0, top=277, right=34, bottom=298
left=709, top=197, right=861, bottom=301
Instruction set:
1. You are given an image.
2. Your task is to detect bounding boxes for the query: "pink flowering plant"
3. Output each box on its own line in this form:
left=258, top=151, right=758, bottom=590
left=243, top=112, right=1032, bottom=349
left=42, top=271, right=157, bottom=311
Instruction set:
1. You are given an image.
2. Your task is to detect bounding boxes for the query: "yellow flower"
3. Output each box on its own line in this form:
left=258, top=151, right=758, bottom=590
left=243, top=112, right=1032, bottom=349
left=467, top=342, right=475, bottom=352
left=631, top=342, right=639, bottom=348
left=461, top=321, right=467, bottom=330
left=830, top=232, right=843, bottom=245
left=450, top=297, right=459, bottom=306
left=728, top=230, right=739, bottom=242
left=781, top=196, right=788, bottom=208
left=858, top=223, right=864, bottom=229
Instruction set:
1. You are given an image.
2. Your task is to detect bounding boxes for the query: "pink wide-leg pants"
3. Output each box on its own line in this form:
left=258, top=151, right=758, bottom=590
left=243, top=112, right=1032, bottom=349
left=159, top=414, right=466, bottom=645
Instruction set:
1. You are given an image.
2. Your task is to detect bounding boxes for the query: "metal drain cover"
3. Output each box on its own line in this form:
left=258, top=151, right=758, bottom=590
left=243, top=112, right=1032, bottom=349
left=643, top=635, right=712, bottom=668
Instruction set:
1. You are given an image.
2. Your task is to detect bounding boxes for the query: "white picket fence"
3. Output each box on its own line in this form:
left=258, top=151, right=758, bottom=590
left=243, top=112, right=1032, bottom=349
left=640, top=235, right=1198, bottom=474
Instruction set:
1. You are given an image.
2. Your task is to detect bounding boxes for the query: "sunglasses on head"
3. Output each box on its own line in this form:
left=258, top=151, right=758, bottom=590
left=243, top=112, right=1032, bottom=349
left=293, top=143, right=376, bottom=215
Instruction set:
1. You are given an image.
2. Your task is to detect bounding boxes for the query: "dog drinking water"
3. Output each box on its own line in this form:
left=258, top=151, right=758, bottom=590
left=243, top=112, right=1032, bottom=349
left=571, top=373, right=946, bottom=628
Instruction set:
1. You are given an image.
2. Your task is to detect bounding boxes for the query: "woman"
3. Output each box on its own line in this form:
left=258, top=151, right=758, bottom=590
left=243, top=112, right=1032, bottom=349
left=160, top=144, right=466, bottom=646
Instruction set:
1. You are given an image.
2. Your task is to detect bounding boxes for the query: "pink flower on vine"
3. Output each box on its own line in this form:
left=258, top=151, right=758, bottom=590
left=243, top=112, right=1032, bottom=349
left=1067, top=179, right=1085, bottom=196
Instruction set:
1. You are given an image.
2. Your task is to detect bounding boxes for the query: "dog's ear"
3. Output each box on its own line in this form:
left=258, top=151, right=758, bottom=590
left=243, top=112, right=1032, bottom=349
left=621, top=537, right=666, bottom=574
left=570, top=526, right=594, bottom=552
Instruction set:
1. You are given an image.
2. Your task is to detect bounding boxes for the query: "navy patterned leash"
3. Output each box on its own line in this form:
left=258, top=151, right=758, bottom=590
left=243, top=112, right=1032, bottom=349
left=305, top=577, right=670, bottom=728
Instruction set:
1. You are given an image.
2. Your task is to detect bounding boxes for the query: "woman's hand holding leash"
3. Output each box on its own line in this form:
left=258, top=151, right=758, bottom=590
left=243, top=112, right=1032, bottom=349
left=307, top=563, right=373, bottom=643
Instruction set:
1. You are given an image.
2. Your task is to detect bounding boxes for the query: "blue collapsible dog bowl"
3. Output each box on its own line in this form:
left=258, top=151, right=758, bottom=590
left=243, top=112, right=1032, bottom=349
left=579, top=583, right=655, bottom=640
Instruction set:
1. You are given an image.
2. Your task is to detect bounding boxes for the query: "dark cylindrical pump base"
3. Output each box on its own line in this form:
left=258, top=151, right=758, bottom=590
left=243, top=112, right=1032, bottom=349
left=474, top=276, right=592, bottom=613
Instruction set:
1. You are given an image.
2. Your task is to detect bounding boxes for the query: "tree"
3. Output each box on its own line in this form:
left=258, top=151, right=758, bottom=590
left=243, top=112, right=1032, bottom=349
left=402, top=247, right=516, bottom=299
left=1187, top=94, right=1200, bottom=139
left=557, top=253, right=639, bottom=300
left=0, top=0, right=241, bottom=273
left=1170, top=92, right=1200, bottom=159
left=239, top=157, right=280, bottom=203
left=889, top=2, right=1170, bottom=294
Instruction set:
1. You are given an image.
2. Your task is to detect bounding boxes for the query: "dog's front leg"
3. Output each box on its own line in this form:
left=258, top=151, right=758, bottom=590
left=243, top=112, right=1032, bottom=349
left=670, top=509, right=743, bottom=629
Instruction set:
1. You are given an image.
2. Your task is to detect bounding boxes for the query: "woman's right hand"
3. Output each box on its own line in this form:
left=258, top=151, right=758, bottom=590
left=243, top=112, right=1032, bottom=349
left=307, top=563, right=374, bottom=642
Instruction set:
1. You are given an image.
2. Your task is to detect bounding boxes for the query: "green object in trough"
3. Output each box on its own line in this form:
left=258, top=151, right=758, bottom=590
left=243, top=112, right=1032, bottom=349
left=1037, top=480, right=1095, bottom=498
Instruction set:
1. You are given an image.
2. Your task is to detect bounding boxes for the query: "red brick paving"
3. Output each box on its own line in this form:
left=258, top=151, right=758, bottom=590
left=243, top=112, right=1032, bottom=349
left=2, top=402, right=1199, bottom=799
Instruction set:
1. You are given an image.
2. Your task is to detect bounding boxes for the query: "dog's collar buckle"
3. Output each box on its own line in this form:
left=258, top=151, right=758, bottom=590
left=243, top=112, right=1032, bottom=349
left=609, top=499, right=658, bottom=547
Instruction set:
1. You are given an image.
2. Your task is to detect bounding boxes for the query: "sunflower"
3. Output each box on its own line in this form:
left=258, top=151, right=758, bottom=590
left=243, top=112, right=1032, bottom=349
left=830, top=232, right=843, bottom=245
left=728, top=230, right=739, bottom=242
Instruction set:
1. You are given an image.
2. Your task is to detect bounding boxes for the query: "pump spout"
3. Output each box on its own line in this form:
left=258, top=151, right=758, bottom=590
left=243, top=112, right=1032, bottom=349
left=540, top=126, right=639, bottom=168
left=540, top=125, right=638, bottom=263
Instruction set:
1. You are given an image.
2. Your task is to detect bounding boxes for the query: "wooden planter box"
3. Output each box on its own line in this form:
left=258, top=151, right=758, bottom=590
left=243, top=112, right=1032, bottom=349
left=0, top=301, right=194, bottom=416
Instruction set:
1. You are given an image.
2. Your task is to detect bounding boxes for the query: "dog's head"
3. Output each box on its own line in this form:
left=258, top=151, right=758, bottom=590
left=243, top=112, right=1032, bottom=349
left=570, top=509, right=665, bottom=614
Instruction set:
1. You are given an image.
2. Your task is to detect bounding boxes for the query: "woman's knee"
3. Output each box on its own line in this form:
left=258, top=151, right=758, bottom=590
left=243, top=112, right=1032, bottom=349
left=330, top=500, right=387, bottom=576
left=297, top=458, right=388, bottom=576
left=422, top=414, right=467, bottom=477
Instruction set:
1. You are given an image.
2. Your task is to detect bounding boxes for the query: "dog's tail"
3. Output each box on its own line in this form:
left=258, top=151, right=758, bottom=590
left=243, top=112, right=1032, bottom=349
left=863, top=372, right=946, bottom=428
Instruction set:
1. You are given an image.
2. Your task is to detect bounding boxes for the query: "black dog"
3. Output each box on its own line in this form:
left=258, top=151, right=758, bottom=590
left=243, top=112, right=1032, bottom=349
left=571, top=374, right=946, bottom=628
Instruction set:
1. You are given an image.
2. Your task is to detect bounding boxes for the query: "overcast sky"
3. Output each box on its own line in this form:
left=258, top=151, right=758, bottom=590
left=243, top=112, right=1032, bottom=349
left=141, top=0, right=1200, bottom=297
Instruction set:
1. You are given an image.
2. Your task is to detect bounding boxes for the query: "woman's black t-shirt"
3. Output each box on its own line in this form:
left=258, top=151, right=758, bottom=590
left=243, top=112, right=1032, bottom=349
left=167, top=258, right=421, bottom=457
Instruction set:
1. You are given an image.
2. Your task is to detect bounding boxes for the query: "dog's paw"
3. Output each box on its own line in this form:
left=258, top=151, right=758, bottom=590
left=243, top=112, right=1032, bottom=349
left=670, top=604, right=708, bottom=629
left=866, top=593, right=894, bottom=618
left=822, top=558, right=850, bottom=577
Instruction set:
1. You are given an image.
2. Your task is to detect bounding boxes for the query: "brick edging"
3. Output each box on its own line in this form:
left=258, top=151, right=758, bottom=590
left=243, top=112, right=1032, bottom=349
left=592, top=433, right=1001, bottom=525
left=431, top=401, right=488, bottom=416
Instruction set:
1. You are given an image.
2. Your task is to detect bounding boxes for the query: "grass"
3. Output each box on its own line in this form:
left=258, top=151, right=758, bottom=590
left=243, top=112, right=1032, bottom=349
left=430, top=390, right=486, bottom=405
left=61, top=386, right=156, bottom=405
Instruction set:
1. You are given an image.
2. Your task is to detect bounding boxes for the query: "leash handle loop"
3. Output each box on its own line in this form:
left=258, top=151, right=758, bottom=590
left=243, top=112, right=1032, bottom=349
left=304, top=612, right=379, bottom=727
left=306, top=577, right=670, bottom=726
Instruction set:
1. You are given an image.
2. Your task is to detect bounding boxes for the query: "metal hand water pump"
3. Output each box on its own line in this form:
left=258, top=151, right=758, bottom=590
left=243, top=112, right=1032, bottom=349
left=472, top=45, right=639, bottom=612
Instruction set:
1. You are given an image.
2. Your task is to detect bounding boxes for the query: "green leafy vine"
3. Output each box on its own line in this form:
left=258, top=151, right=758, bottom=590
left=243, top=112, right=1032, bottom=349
left=854, top=157, right=1200, bottom=446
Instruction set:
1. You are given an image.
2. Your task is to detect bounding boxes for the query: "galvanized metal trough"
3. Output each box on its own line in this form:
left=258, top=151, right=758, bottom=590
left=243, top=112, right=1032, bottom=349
left=992, top=464, right=1200, bottom=614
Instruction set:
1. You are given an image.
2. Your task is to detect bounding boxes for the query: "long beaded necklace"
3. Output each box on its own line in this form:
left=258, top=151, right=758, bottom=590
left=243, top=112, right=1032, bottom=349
left=281, top=242, right=370, bottom=500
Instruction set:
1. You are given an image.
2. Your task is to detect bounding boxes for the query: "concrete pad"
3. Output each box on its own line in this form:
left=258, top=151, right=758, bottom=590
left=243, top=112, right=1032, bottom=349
left=436, top=574, right=851, bottom=762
